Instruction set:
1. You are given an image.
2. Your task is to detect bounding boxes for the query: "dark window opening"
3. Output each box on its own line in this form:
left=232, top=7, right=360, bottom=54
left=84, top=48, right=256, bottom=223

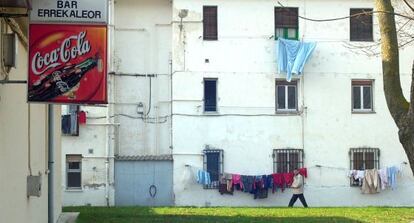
left=203, top=6, right=218, bottom=40
left=204, top=79, right=217, bottom=112
left=203, top=148, right=223, bottom=189
left=350, top=8, right=373, bottom=41
left=66, top=155, right=82, bottom=189
left=273, top=149, right=304, bottom=173
left=275, top=7, right=299, bottom=40
left=349, top=148, right=380, bottom=186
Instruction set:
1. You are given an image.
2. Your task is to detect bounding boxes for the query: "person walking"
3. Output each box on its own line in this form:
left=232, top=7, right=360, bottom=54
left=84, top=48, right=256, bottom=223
left=288, top=169, right=308, bottom=207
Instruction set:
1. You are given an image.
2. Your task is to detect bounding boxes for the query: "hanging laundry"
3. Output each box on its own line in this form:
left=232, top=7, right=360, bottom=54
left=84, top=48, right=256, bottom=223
left=253, top=175, right=268, bottom=199
left=361, top=169, right=380, bottom=194
left=232, top=174, right=243, bottom=190
left=78, top=110, right=87, bottom=124
left=272, top=173, right=285, bottom=193
left=219, top=175, right=233, bottom=195
left=387, top=166, right=400, bottom=190
left=61, top=114, right=71, bottom=134
left=378, top=168, right=388, bottom=190
left=224, top=173, right=233, bottom=192
left=196, top=170, right=211, bottom=185
left=298, top=168, right=308, bottom=178
left=277, top=38, right=317, bottom=82
left=241, top=175, right=255, bottom=193
left=264, top=175, right=273, bottom=190
left=349, top=170, right=365, bottom=186
left=283, top=172, right=295, bottom=187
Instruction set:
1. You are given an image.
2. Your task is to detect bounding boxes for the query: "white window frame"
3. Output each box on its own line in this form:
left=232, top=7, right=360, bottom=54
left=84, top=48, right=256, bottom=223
left=66, top=155, right=82, bottom=189
left=276, top=80, right=298, bottom=113
left=352, top=80, right=374, bottom=113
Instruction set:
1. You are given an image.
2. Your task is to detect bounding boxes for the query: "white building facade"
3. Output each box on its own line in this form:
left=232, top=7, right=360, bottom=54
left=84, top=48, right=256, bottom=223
left=171, top=0, right=414, bottom=206
left=62, top=0, right=414, bottom=207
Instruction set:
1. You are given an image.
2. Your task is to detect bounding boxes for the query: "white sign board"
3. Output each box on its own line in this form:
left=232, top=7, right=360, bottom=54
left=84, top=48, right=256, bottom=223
left=30, top=0, right=108, bottom=24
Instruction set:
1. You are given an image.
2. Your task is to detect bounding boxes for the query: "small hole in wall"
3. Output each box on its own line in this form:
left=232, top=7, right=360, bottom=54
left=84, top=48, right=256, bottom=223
left=205, top=59, right=210, bottom=63
left=88, top=149, right=94, bottom=154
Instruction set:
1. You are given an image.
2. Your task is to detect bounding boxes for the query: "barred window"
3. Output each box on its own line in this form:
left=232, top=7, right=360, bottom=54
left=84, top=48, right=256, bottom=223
left=273, top=149, right=304, bottom=173
left=349, top=148, right=380, bottom=186
left=203, top=147, right=223, bottom=189
left=203, top=6, right=218, bottom=40
left=350, top=8, right=373, bottom=41
left=66, top=155, right=82, bottom=189
left=275, top=7, right=299, bottom=40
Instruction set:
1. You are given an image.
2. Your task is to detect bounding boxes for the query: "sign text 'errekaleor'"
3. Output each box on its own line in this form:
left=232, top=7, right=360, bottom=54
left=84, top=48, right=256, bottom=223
left=30, top=0, right=108, bottom=24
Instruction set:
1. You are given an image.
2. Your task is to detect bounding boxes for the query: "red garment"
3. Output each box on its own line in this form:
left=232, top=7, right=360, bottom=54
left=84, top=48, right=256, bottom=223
left=232, top=174, right=243, bottom=190
left=78, top=111, right=87, bottom=124
left=272, top=173, right=285, bottom=193
left=283, top=173, right=295, bottom=187
left=298, top=168, right=307, bottom=178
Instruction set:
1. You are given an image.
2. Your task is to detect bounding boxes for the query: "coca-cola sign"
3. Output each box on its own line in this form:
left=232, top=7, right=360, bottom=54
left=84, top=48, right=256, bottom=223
left=28, top=24, right=107, bottom=104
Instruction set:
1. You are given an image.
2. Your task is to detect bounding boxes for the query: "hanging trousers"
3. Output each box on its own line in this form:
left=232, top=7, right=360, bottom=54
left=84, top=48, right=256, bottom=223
left=288, top=194, right=308, bottom=207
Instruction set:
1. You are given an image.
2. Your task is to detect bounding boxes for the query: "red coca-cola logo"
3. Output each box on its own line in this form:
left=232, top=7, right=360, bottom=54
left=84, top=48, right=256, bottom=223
left=31, top=31, right=91, bottom=75
left=28, top=24, right=107, bottom=104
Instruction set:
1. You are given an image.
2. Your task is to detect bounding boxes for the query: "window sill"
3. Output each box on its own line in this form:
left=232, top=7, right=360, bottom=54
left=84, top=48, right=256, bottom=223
left=65, top=188, right=83, bottom=192
left=352, top=110, right=376, bottom=114
left=275, top=111, right=301, bottom=116
left=203, top=111, right=219, bottom=115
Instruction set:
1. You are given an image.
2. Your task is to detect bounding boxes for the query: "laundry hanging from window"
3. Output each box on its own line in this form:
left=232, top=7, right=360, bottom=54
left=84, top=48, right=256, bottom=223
left=277, top=38, right=316, bottom=82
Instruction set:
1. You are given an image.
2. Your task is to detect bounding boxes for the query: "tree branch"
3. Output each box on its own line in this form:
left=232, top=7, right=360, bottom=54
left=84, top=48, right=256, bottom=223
left=403, top=0, right=414, bottom=12
left=375, top=0, right=409, bottom=126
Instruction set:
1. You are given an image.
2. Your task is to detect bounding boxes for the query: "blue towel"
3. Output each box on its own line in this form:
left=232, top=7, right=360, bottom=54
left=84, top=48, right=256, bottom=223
left=197, top=170, right=211, bottom=185
left=277, top=38, right=316, bottom=82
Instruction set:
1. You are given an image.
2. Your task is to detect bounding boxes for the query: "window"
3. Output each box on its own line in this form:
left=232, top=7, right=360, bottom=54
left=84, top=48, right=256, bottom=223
left=273, top=149, right=304, bottom=173
left=66, top=155, right=82, bottom=189
left=349, top=148, right=380, bottom=186
left=204, top=78, right=217, bottom=112
left=275, top=7, right=299, bottom=40
left=203, top=6, right=218, bottom=40
left=61, top=105, right=79, bottom=135
left=352, top=80, right=373, bottom=112
left=203, top=147, right=224, bottom=189
left=276, top=80, right=298, bottom=112
left=350, top=8, right=373, bottom=41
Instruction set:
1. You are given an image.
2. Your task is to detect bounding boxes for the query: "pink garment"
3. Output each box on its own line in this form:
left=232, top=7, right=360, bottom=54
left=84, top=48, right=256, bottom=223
left=298, top=168, right=307, bottom=178
left=283, top=173, right=295, bottom=187
left=232, top=174, right=243, bottom=189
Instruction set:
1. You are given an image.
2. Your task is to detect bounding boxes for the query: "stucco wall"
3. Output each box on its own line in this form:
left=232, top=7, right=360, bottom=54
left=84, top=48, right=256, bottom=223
left=0, top=20, right=62, bottom=222
left=61, top=0, right=172, bottom=206
left=172, top=0, right=414, bottom=206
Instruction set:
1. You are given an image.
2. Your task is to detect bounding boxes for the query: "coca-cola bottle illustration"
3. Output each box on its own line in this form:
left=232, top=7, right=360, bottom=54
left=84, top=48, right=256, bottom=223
left=28, top=54, right=100, bottom=101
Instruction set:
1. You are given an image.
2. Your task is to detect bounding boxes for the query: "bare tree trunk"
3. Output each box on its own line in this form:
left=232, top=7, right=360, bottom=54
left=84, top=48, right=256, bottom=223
left=375, top=0, right=414, bottom=175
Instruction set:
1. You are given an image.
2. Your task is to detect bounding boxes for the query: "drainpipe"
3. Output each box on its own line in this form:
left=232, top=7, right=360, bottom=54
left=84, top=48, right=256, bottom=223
left=48, top=105, right=55, bottom=223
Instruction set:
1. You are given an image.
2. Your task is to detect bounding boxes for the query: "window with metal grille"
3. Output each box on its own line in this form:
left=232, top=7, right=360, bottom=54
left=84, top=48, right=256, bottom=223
left=273, top=149, right=304, bottom=173
left=61, top=105, right=79, bottom=136
left=203, top=147, right=223, bottom=189
left=350, top=8, right=373, bottom=41
left=203, top=6, right=218, bottom=40
left=276, top=80, right=298, bottom=112
left=352, top=80, right=373, bottom=112
left=349, top=148, right=380, bottom=186
left=66, top=155, right=82, bottom=189
left=275, top=7, right=299, bottom=40
left=204, top=78, right=218, bottom=112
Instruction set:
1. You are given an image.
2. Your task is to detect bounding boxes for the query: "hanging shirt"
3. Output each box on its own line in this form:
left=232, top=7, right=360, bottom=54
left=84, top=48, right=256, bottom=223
left=298, top=168, right=308, bottom=178
left=272, top=173, right=285, bottom=193
left=196, top=170, right=211, bottom=185
left=277, top=38, right=317, bottom=82
left=378, top=168, right=388, bottom=190
left=361, top=169, right=380, bottom=194
left=283, top=172, right=295, bottom=187
left=232, top=174, right=243, bottom=190
left=387, top=166, right=400, bottom=190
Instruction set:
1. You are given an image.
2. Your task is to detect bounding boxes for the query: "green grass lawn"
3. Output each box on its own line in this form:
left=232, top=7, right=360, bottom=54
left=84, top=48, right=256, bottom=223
left=63, top=206, right=414, bottom=223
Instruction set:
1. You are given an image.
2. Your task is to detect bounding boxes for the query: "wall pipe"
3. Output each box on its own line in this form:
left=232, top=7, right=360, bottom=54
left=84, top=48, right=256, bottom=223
left=47, top=105, right=55, bottom=223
